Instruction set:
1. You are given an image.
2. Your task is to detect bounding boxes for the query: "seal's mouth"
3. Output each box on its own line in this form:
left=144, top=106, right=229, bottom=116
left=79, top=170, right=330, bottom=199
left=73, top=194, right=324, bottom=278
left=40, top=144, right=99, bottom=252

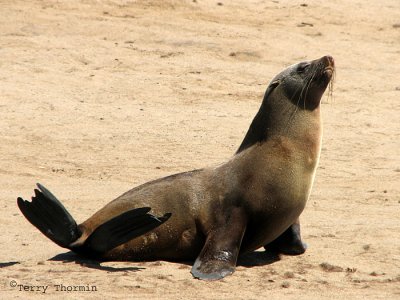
left=312, top=55, right=335, bottom=87
left=324, top=66, right=334, bottom=77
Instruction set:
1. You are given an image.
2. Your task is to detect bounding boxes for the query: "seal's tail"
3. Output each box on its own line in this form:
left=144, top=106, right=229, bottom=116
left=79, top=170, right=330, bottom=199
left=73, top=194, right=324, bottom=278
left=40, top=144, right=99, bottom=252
left=17, top=183, right=171, bottom=254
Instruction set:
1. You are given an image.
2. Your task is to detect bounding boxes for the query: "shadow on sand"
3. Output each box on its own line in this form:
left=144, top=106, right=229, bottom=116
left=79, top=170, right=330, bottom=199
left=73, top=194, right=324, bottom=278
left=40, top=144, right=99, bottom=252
left=48, top=249, right=280, bottom=271
left=238, top=250, right=281, bottom=267
left=49, top=251, right=145, bottom=272
left=0, top=261, right=20, bottom=268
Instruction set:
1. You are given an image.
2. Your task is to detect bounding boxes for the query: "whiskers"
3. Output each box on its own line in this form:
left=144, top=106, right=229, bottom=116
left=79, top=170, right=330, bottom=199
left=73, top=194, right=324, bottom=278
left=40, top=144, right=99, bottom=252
left=325, top=67, right=336, bottom=104
left=302, top=70, right=317, bottom=110
left=282, top=69, right=317, bottom=134
left=282, top=79, right=308, bottom=135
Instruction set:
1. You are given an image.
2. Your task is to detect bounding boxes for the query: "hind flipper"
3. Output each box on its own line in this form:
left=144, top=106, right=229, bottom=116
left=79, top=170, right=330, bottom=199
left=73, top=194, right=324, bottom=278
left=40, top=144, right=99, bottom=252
left=17, top=183, right=80, bottom=248
left=84, top=208, right=171, bottom=254
left=191, top=207, right=247, bottom=281
left=264, top=218, right=307, bottom=255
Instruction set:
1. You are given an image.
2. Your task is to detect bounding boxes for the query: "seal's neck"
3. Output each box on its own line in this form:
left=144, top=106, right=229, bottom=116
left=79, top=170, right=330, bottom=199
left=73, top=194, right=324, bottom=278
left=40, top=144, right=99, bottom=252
left=236, top=101, right=270, bottom=153
left=236, top=95, right=321, bottom=154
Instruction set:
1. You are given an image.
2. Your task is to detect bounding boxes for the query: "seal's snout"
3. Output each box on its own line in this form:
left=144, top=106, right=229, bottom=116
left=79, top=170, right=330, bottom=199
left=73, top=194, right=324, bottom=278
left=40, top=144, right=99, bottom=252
left=324, top=55, right=334, bottom=67
left=322, top=55, right=335, bottom=78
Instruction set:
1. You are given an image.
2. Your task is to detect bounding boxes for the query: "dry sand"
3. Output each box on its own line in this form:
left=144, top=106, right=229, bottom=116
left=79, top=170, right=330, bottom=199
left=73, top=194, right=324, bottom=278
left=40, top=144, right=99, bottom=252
left=1, top=0, right=399, bottom=299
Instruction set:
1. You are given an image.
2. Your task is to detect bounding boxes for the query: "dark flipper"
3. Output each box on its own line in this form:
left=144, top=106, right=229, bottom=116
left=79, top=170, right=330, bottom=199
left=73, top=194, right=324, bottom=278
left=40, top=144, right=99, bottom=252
left=264, top=218, right=307, bottom=255
left=17, top=183, right=172, bottom=255
left=84, top=209, right=171, bottom=254
left=17, top=183, right=80, bottom=248
left=191, top=207, right=247, bottom=281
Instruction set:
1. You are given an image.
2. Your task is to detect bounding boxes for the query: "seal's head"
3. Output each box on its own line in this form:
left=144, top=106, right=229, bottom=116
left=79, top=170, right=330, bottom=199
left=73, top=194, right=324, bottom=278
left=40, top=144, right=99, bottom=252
left=269, top=55, right=335, bottom=110
left=267, top=55, right=335, bottom=110
left=237, top=56, right=335, bottom=153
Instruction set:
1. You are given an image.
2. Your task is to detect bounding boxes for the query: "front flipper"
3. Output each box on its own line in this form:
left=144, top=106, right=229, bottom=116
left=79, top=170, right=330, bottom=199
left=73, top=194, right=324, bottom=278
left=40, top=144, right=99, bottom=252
left=264, top=218, right=307, bottom=255
left=191, top=207, right=247, bottom=281
left=83, top=209, right=172, bottom=254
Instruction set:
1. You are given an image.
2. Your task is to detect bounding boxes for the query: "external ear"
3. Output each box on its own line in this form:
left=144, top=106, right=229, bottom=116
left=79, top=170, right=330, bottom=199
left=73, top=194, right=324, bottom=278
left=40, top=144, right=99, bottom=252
left=262, top=80, right=280, bottom=102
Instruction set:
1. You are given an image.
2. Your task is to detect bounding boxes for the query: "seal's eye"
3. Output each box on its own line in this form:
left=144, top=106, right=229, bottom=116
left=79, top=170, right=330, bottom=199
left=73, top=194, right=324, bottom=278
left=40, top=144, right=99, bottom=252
left=297, top=63, right=310, bottom=74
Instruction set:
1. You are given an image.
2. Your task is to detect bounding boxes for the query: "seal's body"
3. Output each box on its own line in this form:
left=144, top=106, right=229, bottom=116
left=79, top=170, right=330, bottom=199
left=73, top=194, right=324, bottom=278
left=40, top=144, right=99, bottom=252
left=18, top=56, right=334, bottom=280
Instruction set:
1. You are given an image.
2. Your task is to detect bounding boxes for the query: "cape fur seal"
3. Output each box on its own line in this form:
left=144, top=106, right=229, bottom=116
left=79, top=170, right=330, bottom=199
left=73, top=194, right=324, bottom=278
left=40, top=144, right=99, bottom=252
left=17, top=55, right=335, bottom=280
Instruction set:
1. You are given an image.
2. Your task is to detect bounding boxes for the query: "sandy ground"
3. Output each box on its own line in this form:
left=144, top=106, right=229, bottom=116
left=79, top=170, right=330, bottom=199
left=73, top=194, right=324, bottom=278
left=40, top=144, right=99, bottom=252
left=1, top=0, right=399, bottom=299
